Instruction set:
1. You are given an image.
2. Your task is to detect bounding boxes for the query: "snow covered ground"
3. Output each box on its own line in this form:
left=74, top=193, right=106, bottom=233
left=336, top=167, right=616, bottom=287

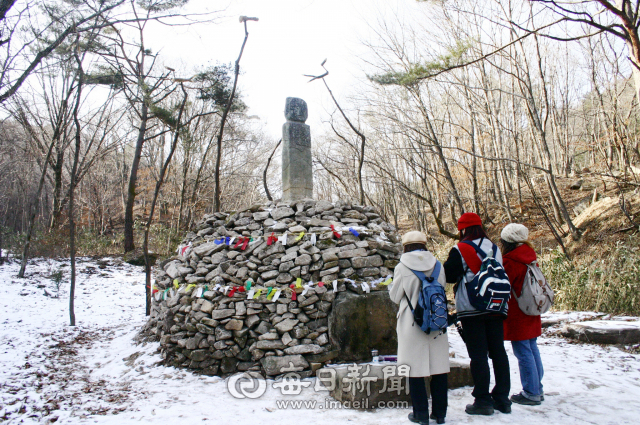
left=1, top=257, right=639, bottom=424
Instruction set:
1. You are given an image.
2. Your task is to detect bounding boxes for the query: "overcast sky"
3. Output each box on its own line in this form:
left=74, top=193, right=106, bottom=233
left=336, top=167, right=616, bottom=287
left=143, top=0, right=426, bottom=140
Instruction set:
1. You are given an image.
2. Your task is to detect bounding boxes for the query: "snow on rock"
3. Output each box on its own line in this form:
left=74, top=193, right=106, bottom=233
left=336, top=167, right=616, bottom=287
left=561, top=320, right=640, bottom=344
left=1, top=257, right=640, bottom=424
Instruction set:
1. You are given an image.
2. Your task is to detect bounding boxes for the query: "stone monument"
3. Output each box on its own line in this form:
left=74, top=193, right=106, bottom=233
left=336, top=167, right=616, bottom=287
left=282, top=97, right=313, bottom=201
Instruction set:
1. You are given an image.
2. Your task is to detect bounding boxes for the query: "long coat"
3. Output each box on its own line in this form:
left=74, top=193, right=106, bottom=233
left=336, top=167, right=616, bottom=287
left=503, top=244, right=542, bottom=341
left=390, top=250, right=450, bottom=377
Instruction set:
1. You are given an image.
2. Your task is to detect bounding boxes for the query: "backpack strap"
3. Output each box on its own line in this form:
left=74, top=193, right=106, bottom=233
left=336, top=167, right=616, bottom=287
left=457, top=242, right=482, bottom=274
left=404, top=264, right=442, bottom=312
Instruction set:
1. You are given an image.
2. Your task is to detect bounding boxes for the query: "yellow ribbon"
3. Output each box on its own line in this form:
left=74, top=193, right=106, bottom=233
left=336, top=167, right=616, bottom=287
left=266, top=288, right=275, bottom=300
left=296, top=278, right=302, bottom=288
left=173, top=279, right=180, bottom=289
left=379, top=278, right=393, bottom=286
left=295, top=232, right=305, bottom=241
left=254, top=289, right=263, bottom=299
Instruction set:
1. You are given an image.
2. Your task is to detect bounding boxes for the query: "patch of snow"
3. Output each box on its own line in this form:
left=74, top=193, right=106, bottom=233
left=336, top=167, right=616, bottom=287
left=1, top=258, right=639, bottom=424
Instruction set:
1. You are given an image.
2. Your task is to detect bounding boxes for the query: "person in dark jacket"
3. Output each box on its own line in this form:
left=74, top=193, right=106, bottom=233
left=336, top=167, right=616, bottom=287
left=443, top=212, right=511, bottom=416
left=501, top=223, right=544, bottom=406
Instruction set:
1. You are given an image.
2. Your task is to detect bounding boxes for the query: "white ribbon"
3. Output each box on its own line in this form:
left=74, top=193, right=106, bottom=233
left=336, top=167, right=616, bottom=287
left=272, top=289, right=282, bottom=302
left=361, top=282, right=371, bottom=293
left=311, top=233, right=317, bottom=245
left=332, top=280, right=338, bottom=293
left=278, top=232, right=288, bottom=246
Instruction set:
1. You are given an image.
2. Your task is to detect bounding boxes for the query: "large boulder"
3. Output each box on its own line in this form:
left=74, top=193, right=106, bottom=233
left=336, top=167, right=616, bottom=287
left=561, top=320, right=640, bottom=344
left=328, top=291, right=398, bottom=361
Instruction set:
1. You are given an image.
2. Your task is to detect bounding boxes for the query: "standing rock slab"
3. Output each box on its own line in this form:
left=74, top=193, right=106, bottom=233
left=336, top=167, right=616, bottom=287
left=328, top=291, right=398, bottom=361
left=281, top=97, right=313, bottom=201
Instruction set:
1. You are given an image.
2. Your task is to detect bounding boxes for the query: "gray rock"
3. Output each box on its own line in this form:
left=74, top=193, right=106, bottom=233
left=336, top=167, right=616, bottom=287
left=253, top=211, right=270, bottom=221
left=284, top=344, right=325, bottom=355
left=561, top=321, right=640, bottom=344
left=215, top=327, right=233, bottom=340
left=235, top=301, right=246, bottom=316
left=255, top=321, right=272, bottom=335
left=225, top=319, right=244, bottom=331
left=337, top=248, right=368, bottom=259
left=193, top=242, right=224, bottom=257
left=190, top=349, right=208, bottom=362
left=196, top=323, right=215, bottom=335
left=351, top=255, right=383, bottom=269
left=200, top=300, right=214, bottom=314
left=299, top=295, right=319, bottom=308
left=320, top=266, right=340, bottom=277
left=356, top=267, right=380, bottom=277
left=276, top=273, right=294, bottom=284
left=211, top=309, right=235, bottom=320
left=256, top=340, right=286, bottom=350
left=261, top=355, right=309, bottom=376
left=315, top=333, right=329, bottom=345
left=245, top=315, right=260, bottom=328
left=295, top=254, right=312, bottom=266
left=271, top=207, right=296, bottom=221
left=275, top=318, right=299, bottom=333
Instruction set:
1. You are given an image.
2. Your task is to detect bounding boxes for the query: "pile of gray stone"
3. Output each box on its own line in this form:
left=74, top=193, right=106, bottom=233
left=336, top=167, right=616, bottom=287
left=144, top=199, right=403, bottom=377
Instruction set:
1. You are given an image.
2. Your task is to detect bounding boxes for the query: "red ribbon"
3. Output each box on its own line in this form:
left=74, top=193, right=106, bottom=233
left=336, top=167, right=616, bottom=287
left=229, top=287, right=237, bottom=297
left=318, top=282, right=324, bottom=287
left=233, top=238, right=243, bottom=249
left=241, top=237, right=250, bottom=251
left=238, top=286, right=246, bottom=293
left=146, top=285, right=160, bottom=294
left=331, top=225, right=341, bottom=239
left=267, top=232, right=276, bottom=246
left=291, top=290, right=297, bottom=301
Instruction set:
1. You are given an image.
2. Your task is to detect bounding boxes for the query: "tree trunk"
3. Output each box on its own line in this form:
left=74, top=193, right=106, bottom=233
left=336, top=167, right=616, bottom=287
left=124, top=102, right=148, bottom=252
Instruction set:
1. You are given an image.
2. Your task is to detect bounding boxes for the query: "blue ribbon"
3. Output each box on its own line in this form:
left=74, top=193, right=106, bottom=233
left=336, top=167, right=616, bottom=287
left=349, top=227, right=360, bottom=237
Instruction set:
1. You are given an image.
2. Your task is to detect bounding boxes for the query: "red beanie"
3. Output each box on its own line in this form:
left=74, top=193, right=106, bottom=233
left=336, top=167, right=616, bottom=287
left=457, top=212, right=482, bottom=230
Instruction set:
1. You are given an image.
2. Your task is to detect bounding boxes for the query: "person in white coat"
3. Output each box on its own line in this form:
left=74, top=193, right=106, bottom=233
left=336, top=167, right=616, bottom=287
left=390, top=231, right=450, bottom=425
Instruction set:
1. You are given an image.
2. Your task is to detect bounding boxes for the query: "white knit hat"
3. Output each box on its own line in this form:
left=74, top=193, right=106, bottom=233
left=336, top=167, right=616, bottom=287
left=501, top=223, right=529, bottom=243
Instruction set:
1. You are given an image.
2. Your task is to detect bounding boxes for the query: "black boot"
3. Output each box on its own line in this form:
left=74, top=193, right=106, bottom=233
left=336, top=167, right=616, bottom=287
left=408, top=412, right=429, bottom=424
left=430, top=412, right=446, bottom=424
left=465, top=404, right=494, bottom=416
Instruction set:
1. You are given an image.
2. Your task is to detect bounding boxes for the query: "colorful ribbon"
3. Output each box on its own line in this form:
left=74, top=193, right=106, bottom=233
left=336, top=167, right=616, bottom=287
left=331, top=225, right=341, bottom=239
left=379, top=278, right=393, bottom=286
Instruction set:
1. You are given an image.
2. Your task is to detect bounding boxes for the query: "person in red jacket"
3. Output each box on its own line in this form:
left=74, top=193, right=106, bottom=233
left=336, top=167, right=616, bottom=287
left=501, top=223, right=544, bottom=406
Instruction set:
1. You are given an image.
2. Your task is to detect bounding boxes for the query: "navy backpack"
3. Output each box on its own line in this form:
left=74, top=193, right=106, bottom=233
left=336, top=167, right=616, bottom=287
left=404, top=261, right=448, bottom=334
left=461, top=240, right=511, bottom=315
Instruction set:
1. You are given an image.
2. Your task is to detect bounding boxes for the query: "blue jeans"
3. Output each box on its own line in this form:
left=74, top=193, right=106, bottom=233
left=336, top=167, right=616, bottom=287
left=511, top=338, right=544, bottom=401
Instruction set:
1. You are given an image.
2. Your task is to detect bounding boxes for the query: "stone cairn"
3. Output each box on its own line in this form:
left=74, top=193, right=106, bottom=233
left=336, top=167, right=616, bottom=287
left=145, top=199, right=402, bottom=377
left=143, top=97, right=403, bottom=378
